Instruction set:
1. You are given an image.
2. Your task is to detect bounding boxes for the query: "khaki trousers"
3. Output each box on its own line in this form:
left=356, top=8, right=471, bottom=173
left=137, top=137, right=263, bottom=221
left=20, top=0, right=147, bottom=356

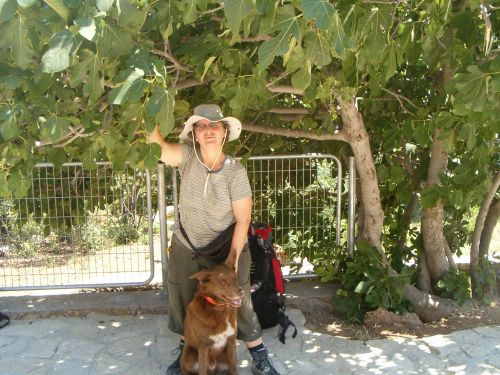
left=167, top=235, right=262, bottom=342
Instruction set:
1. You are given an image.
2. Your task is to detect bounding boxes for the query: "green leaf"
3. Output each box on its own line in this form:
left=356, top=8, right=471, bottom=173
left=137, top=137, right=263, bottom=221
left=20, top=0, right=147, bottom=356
left=450, top=12, right=476, bottom=46
left=46, top=148, right=66, bottom=168
left=291, top=60, right=311, bottom=90
left=42, top=117, right=70, bottom=141
left=201, top=56, right=216, bottom=82
left=491, top=75, right=500, bottom=93
left=384, top=44, right=397, bottom=81
left=224, top=0, right=254, bottom=37
left=328, top=9, right=349, bottom=59
left=301, top=0, right=335, bottom=31
left=361, top=8, right=386, bottom=61
left=96, top=0, right=114, bottom=13
left=421, top=185, right=443, bottom=208
left=41, top=30, right=78, bottom=73
left=98, top=20, right=133, bottom=57
left=258, top=35, right=289, bottom=69
left=116, top=0, right=146, bottom=32
left=0, top=107, right=19, bottom=141
left=0, top=15, right=34, bottom=69
left=70, top=50, right=104, bottom=103
left=74, top=18, right=98, bottom=42
left=354, top=280, right=370, bottom=294
left=80, top=143, right=99, bottom=170
left=143, top=143, right=160, bottom=169
left=0, top=0, right=17, bottom=25
left=304, top=31, right=331, bottom=68
left=18, top=0, right=37, bottom=7
left=181, top=0, right=197, bottom=24
left=466, top=123, right=476, bottom=150
left=8, top=170, right=30, bottom=198
left=285, top=45, right=305, bottom=74
left=63, top=0, right=81, bottom=8
left=0, top=171, right=9, bottom=198
left=108, top=143, right=130, bottom=171
left=121, top=102, right=151, bottom=135
left=258, top=5, right=300, bottom=69
left=145, top=87, right=175, bottom=136
left=44, top=0, right=70, bottom=22
left=453, top=65, right=491, bottom=113
left=109, top=68, right=146, bottom=105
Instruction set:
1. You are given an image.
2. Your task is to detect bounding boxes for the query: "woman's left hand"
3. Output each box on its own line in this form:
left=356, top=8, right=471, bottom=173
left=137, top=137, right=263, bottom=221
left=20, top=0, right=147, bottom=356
left=225, top=254, right=238, bottom=274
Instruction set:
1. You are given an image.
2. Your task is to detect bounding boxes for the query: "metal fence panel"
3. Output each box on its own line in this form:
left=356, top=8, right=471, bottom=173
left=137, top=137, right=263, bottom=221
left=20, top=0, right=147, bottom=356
left=1, top=154, right=354, bottom=290
left=170, top=154, right=350, bottom=278
left=0, top=163, right=157, bottom=290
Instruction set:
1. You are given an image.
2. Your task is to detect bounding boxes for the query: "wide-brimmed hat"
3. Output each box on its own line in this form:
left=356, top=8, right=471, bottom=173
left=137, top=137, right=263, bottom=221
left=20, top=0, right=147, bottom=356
left=179, top=104, right=242, bottom=142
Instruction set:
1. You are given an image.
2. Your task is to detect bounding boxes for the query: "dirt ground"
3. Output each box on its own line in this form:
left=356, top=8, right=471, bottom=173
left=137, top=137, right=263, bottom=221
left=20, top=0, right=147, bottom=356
left=298, top=295, right=500, bottom=341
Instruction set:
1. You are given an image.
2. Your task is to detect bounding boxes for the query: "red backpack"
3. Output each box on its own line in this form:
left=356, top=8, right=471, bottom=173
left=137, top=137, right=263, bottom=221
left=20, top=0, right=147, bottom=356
left=248, top=223, right=297, bottom=343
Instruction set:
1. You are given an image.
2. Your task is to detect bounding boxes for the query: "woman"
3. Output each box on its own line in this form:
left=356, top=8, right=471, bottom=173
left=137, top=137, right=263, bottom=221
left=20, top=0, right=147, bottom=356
left=147, top=104, right=281, bottom=375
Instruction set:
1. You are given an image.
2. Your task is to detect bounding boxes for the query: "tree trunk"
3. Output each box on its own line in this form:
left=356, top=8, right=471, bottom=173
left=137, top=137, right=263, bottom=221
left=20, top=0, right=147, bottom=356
left=421, top=128, right=450, bottom=284
left=336, top=96, right=384, bottom=252
left=397, top=193, right=418, bottom=252
left=479, top=197, right=499, bottom=258
left=403, top=283, right=457, bottom=322
left=416, top=252, right=432, bottom=293
left=470, top=172, right=500, bottom=299
left=337, top=95, right=457, bottom=321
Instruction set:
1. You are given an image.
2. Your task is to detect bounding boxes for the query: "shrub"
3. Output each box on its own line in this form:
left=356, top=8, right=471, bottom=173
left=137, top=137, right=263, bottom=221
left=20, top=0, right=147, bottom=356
left=72, top=215, right=107, bottom=254
left=435, top=269, right=471, bottom=305
left=106, top=220, right=140, bottom=245
left=315, top=241, right=412, bottom=322
left=9, top=216, right=45, bottom=258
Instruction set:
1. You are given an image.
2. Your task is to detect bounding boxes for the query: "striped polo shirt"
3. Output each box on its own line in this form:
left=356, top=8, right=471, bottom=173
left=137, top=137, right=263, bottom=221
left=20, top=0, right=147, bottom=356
left=171, top=143, right=252, bottom=249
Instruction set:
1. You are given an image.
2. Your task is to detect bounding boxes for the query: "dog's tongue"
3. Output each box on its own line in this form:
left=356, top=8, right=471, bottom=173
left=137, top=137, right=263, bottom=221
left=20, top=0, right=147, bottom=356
left=231, top=298, right=242, bottom=307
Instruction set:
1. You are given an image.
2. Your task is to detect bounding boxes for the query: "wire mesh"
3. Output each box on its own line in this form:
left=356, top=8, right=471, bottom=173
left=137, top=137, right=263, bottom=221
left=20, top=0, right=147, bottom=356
left=245, top=155, right=343, bottom=274
left=170, top=154, right=345, bottom=276
left=0, top=163, right=157, bottom=290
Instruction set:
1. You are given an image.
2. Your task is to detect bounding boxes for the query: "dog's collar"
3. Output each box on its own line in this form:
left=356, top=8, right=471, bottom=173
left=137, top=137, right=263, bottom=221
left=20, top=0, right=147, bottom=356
left=204, top=296, right=225, bottom=305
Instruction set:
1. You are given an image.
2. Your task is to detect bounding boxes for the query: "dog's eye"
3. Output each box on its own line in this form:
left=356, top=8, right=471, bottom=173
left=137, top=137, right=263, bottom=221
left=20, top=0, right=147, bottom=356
left=220, top=280, right=227, bottom=286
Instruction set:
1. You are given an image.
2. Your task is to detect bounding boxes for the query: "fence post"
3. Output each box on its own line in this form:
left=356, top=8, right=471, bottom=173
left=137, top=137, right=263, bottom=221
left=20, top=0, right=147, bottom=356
left=157, top=163, right=169, bottom=297
left=348, top=157, right=356, bottom=255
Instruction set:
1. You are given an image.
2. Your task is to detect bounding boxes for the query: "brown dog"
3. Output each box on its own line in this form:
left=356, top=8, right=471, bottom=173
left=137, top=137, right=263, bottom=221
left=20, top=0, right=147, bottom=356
left=181, top=263, right=244, bottom=375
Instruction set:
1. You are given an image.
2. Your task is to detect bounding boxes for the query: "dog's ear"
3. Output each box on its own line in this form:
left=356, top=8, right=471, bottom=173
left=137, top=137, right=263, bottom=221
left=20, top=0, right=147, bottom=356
left=190, top=269, right=211, bottom=283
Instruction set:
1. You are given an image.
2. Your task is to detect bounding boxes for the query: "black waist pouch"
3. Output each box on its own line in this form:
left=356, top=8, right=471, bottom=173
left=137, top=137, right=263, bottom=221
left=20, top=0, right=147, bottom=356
left=180, top=221, right=236, bottom=263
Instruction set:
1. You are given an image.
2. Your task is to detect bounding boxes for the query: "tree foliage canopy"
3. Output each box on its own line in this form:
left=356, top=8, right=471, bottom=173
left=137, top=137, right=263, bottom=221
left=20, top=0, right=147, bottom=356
left=0, top=0, right=498, bottom=217
left=1, top=0, right=499, bottom=314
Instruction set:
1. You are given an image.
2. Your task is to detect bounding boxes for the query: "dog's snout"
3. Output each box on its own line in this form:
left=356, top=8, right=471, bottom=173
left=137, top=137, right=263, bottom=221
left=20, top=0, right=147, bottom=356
left=238, top=288, right=244, bottom=298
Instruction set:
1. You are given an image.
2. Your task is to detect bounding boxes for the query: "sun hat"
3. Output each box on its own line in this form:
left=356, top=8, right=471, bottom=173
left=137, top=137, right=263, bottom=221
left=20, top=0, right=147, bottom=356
left=179, top=104, right=242, bottom=142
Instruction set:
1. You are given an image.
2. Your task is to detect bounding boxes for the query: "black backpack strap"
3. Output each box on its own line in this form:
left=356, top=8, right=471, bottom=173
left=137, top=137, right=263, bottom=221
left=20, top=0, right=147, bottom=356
left=179, top=220, right=197, bottom=251
left=277, top=309, right=297, bottom=344
left=0, top=312, right=10, bottom=329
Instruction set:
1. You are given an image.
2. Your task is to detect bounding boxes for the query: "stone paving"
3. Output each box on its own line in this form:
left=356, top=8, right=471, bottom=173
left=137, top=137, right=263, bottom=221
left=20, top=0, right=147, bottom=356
left=0, top=308, right=499, bottom=375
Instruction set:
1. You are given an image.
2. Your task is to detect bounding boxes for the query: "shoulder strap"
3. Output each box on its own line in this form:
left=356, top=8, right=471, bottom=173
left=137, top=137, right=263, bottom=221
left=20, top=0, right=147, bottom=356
left=179, top=219, right=197, bottom=251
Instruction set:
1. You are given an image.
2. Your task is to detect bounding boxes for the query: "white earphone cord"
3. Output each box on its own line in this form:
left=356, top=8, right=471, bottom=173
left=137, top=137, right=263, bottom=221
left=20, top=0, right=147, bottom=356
left=192, top=128, right=227, bottom=196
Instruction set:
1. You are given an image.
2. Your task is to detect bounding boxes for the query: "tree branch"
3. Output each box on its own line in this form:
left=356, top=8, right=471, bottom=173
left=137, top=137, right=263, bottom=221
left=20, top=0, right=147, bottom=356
left=201, top=4, right=224, bottom=14
left=471, top=171, right=500, bottom=266
left=266, top=85, right=304, bottom=95
left=175, top=77, right=214, bottom=90
left=36, top=125, right=93, bottom=148
left=267, top=108, right=310, bottom=115
left=151, top=49, right=190, bottom=72
left=381, top=87, right=420, bottom=115
left=243, top=122, right=346, bottom=142
left=240, top=35, right=273, bottom=42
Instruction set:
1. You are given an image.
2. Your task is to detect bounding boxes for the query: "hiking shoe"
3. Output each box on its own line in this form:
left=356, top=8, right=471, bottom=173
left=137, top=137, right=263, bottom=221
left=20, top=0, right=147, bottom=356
left=251, top=349, right=281, bottom=375
left=166, top=343, right=183, bottom=375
